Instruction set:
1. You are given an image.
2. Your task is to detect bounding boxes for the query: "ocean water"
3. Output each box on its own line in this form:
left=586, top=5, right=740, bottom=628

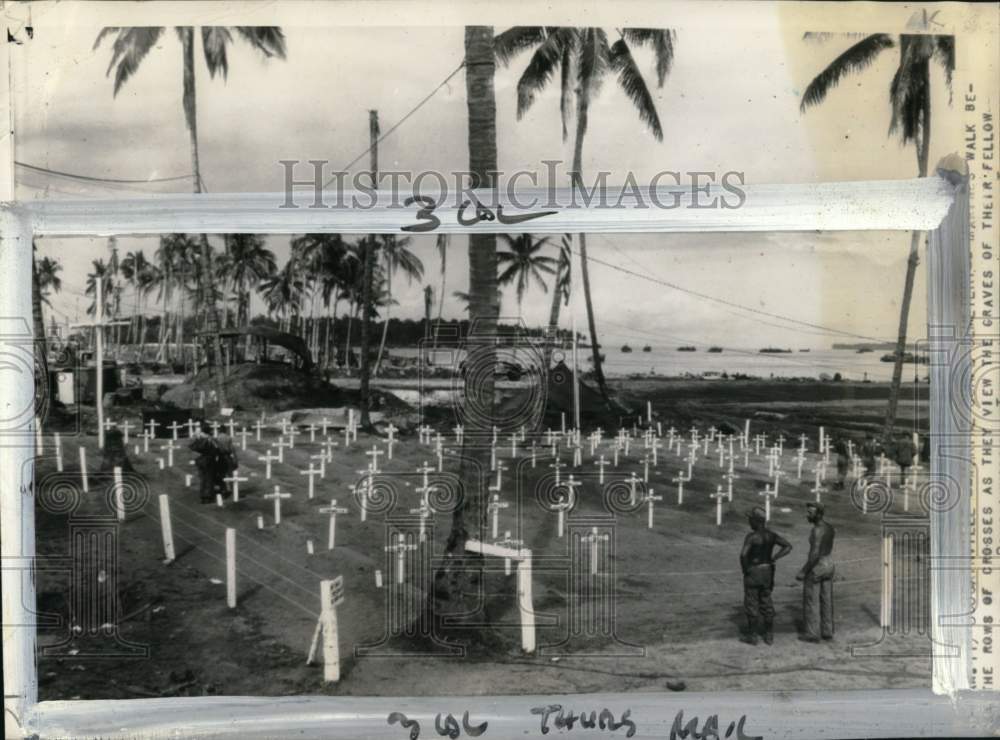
left=390, top=346, right=924, bottom=382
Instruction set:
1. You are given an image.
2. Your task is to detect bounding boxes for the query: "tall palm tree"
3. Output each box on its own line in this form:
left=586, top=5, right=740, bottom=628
left=120, top=249, right=152, bottom=346
left=800, top=33, right=954, bottom=436
left=219, top=234, right=277, bottom=328
left=496, top=234, right=556, bottom=318
left=495, top=26, right=676, bottom=401
left=433, top=26, right=500, bottom=637
left=85, top=259, right=115, bottom=322
left=374, top=234, right=423, bottom=374
left=95, top=26, right=286, bottom=386
left=259, top=259, right=304, bottom=335
left=32, top=250, right=62, bottom=370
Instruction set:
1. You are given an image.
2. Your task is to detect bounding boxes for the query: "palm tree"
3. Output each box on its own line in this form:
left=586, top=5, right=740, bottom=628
left=800, top=33, right=954, bottom=436
left=219, top=234, right=277, bottom=327
left=374, top=234, right=423, bottom=374
left=95, top=26, right=286, bottom=386
left=85, top=259, right=115, bottom=322
left=259, top=259, right=304, bottom=335
left=120, top=249, right=152, bottom=347
left=496, top=234, right=556, bottom=318
left=433, top=25, right=500, bottom=637
left=495, top=26, right=675, bottom=401
left=32, top=250, right=62, bottom=369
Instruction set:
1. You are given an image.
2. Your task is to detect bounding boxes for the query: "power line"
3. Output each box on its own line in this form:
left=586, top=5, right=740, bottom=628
left=322, top=60, right=467, bottom=188
left=15, top=160, right=195, bottom=185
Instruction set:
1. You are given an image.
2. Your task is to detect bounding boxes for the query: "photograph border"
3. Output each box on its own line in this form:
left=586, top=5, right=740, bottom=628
left=2, top=165, right=994, bottom=738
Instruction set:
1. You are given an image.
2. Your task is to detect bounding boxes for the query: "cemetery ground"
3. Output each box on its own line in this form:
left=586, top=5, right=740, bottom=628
left=35, top=378, right=930, bottom=700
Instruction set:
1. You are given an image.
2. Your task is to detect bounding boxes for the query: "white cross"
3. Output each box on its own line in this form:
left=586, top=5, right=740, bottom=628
left=310, top=451, right=328, bottom=479
left=209, top=420, right=221, bottom=438
left=187, top=418, right=197, bottom=437
left=366, top=445, right=385, bottom=474
left=224, top=470, right=248, bottom=502
left=672, top=470, right=689, bottom=504
left=487, top=494, right=510, bottom=539
left=416, top=462, right=435, bottom=490
left=453, top=424, right=464, bottom=445
left=758, top=484, right=776, bottom=521
left=227, top=418, right=236, bottom=438
left=723, top=470, right=739, bottom=501
left=409, top=501, right=433, bottom=542
left=163, top=439, right=177, bottom=467
left=265, top=485, right=292, bottom=524
left=343, top=425, right=352, bottom=447
left=644, top=488, right=663, bottom=529
left=144, top=418, right=158, bottom=439
left=237, top=426, right=251, bottom=451
left=493, top=530, right=524, bottom=575
left=258, top=451, right=278, bottom=479
left=551, top=494, right=573, bottom=538
left=627, top=471, right=640, bottom=505
left=319, top=499, right=350, bottom=549
left=286, top=427, right=301, bottom=449
left=321, top=417, right=332, bottom=436
left=255, top=419, right=264, bottom=442
left=275, top=437, right=292, bottom=463
left=300, top=464, right=323, bottom=499
left=772, top=468, right=787, bottom=497
left=710, top=485, right=726, bottom=526
left=385, top=533, right=418, bottom=585
left=531, top=441, right=537, bottom=468
left=594, top=455, right=608, bottom=484
left=307, top=423, right=318, bottom=443
left=494, top=459, right=508, bottom=490
left=582, top=527, right=609, bottom=576
left=549, top=457, right=565, bottom=485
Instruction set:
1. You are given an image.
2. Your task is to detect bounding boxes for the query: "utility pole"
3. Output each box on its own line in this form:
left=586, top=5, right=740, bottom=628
left=359, top=109, right=379, bottom=430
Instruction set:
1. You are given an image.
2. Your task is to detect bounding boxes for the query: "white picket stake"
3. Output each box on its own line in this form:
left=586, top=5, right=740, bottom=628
left=54, top=433, right=63, bottom=471
left=79, top=446, right=89, bottom=493
left=226, top=528, right=237, bottom=609
left=158, top=495, right=175, bottom=562
left=113, top=466, right=125, bottom=521
left=881, top=534, right=893, bottom=629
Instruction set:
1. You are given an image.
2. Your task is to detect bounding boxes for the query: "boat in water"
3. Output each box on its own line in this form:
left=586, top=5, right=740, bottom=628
left=677, top=346, right=696, bottom=352
left=707, top=346, right=723, bottom=353
left=621, top=344, right=633, bottom=353
left=642, top=345, right=652, bottom=353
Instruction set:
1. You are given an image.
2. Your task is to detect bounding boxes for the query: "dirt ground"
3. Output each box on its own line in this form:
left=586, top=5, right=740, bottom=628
left=35, top=379, right=930, bottom=700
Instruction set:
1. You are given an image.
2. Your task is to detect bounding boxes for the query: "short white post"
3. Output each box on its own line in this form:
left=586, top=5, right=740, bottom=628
left=226, top=528, right=237, bottom=609
left=645, top=488, right=662, bottom=529
left=79, top=446, right=89, bottom=492
left=711, top=485, right=725, bottom=527
left=158, top=494, right=175, bottom=562
left=881, top=534, right=893, bottom=629
left=113, top=466, right=125, bottom=521
left=517, top=552, right=536, bottom=654
left=54, top=433, right=63, bottom=472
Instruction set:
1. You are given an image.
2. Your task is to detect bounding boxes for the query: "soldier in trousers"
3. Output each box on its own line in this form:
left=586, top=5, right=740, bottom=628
left=797, top=502, right=837, bottom=641
left=740, top=507, right=793, bottom=645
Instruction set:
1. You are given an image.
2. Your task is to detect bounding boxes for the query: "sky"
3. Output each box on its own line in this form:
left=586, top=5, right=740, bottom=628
left=11, top=4, right=960, bottom=350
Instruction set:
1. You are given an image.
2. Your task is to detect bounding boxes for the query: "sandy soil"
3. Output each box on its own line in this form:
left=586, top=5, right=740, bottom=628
left=35, top=379, right=930, bottom=700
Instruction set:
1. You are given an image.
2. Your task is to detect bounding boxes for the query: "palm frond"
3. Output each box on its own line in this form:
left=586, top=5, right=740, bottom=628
left=621, top=28, right=675, bottom=87
left=234, top=27, right=288, bottom=59
left=515, top=28, right=570, bottom=118
left=577, top=28, right=611, bottom=98
left=201, top=27, right=233, bottom=78
left=494, top=27, right=546, bottom=66
left=888, top=35, right=932, bottom=145
left=800, top=33, right=894, bottom=112
left=934, top=35, right=955, bottom=99
left=609, top=39, right=663, bottom=141
left=96, top=27, right=165, bottom=95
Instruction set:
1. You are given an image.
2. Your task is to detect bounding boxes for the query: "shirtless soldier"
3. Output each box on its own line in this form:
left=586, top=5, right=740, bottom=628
left=797, top=502, right=836, bottom=641
left=740, top=507, right=793, bottom=645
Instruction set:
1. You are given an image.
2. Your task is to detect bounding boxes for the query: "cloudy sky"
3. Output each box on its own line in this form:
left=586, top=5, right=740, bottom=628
left=12, top=2, right=962, bottom=350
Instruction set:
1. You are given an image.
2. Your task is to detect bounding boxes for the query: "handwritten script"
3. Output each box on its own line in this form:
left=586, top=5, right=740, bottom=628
left=670, top=710, right=761, bottom=740
left=401, top=195, right=556, bottom=233
left=530, top=705, right=636, bottom=737
left=387, top=711, right=488, bottom=739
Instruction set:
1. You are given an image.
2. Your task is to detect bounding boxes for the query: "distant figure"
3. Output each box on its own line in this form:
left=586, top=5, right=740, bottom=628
left=189, top=424, right=228, bottom=504
left=893, top=434, right=915, bottom=478
left=797, top=502, right=836, bottom=641
left=215, top=431, right=239, bottom=494
left=860, top=433, right=878, bottom=476
left=740, top=507, right=793, bottom=645
left=833, top=437, right=850, bottom=490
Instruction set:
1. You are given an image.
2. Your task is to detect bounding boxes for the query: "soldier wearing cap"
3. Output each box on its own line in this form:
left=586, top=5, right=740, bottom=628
left=740, top=506, right=793, bottom=645
left=797, top=501, right=837, bottom=641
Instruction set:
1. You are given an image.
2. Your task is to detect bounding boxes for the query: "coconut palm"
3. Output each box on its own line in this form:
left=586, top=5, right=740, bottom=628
left=289, top=234, right=346, bottom=365
left=119, top=249, right=153, bottom=347
left=374, top=234, right=423, bottom=374
left=495, top=26, right=676, bottom=400
left=497, top=234, right=556, bottom=318
left=219, top=234, right=277, bottom=329
left=95, top=26, right=286, bottom=384
left=800, top=33, right=954, bottom=436
left=259, top=259, right=303, bottom=334
left=84, top=259, right=115, bottom=321
left=32, top=249, right=62, bottom=369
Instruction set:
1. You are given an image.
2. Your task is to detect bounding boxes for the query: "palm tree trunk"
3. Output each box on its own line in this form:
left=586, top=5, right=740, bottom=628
left=360, top=235, right=376, bottom=427
left=543, top=256, right=564, bottom=368
left=434, top=27, right=500, bottom=639
left=374, top=256, right=392, bottom=374
left=344, top=303, right=354, bottom=371
left=571, top=89, right=610, bottom=403
left=434, top=264, right=446, bottom=353
left=884, top=59, right=931, bottom=438
left=32, top=251, right=48, bottom=377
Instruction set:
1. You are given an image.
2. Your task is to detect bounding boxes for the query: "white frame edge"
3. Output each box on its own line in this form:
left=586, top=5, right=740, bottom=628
left=3, top=171, right=991, bottom=739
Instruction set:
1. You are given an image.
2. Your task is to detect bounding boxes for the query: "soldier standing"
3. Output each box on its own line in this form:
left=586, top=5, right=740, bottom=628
left=797, top=502, right=837, bottom=641
left=740, top=507, right=793, bottom=645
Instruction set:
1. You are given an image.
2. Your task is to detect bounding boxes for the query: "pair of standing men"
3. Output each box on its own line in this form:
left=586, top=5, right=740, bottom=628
left=740, top=502, right=836, bottom=644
